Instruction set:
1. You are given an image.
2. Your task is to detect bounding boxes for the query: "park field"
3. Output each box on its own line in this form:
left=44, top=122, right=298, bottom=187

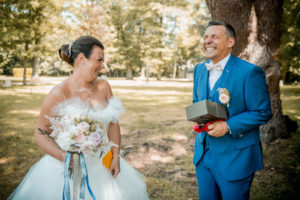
left=0, top=78, right=299, bottom=200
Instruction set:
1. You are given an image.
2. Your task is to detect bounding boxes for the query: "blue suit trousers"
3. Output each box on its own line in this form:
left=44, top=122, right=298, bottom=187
left=195, top=140, right=254, bottom=200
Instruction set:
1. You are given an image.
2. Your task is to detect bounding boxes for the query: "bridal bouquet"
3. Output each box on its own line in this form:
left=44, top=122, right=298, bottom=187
left=38, top=100, right=118, bottom=155
left=39, top=114, right=116, bottom=155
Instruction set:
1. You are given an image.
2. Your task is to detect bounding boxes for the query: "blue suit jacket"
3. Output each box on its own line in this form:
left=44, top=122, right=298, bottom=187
left=193, top=55, right=272, bottom=181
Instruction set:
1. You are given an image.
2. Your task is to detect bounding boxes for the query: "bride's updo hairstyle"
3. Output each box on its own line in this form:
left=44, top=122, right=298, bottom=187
left=58, top=36, right=104, bottom=66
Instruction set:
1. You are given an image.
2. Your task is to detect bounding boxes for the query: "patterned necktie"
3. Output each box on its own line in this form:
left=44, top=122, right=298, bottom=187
left=205, top=63, right=223, bottom=71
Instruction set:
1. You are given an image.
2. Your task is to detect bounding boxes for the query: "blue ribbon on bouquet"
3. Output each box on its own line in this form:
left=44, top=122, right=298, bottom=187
left=79, top=153, right=96, bottom=200
left=62, top=152, right=96, bottom=200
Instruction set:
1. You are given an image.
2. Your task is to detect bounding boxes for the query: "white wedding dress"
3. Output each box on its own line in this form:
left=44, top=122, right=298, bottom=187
left=8, top=97, right=149, bottom=200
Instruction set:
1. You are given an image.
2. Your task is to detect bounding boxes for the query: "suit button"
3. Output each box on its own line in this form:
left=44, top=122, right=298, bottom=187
left=207, top=142, right=210, bottom=145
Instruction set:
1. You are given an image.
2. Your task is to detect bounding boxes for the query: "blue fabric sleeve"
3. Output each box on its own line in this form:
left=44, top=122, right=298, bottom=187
left=226, top=66, right=272, bottom=139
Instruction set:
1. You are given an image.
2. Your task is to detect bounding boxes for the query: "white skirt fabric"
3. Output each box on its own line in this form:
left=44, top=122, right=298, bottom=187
left=8, top=154, right=149, bottom=200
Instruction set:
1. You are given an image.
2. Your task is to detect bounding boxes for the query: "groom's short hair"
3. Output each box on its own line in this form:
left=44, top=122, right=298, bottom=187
left=208, top=20, right=236, bottom=39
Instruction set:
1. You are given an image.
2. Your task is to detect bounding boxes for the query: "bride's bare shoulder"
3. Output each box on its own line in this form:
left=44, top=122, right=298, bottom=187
left=95, top=78, right=113, bottom=98
left=42, top=81, right=69, bottom=111
left=95, top=78, right=110, bottom=88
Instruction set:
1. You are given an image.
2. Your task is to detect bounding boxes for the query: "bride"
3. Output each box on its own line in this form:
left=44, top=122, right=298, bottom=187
left=8, top=36, right=149, bottom=200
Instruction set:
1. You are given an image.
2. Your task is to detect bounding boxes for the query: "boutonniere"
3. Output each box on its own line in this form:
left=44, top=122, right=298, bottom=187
left=218, top=88, right=230, bottom=107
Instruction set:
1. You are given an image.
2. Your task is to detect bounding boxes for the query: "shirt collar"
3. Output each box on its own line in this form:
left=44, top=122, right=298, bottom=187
left=209, top=53, right=231, bottom=70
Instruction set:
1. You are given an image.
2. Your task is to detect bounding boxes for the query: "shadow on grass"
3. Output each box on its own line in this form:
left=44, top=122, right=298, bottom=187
left=0, top=85, right=299, bottom=200
left=249, top=86, right=300, bottom=200
left=0, top=93, right=46, bottom=199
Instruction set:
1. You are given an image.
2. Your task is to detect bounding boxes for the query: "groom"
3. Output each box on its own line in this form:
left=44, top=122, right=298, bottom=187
left=192, top=21, right=272, bottom=200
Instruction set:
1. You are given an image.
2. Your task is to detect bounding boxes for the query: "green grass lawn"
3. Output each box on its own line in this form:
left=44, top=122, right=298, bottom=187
left=0, top=83, right=299, bottom=200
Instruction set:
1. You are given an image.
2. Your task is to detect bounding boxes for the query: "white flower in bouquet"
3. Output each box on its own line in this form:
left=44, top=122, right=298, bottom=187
left=89, top=132, right=101, bottom=146
left=79, top=139, right=96, bottom=153
left=56, top=131, right=76, bottom=151
left=77, top=121, right=90, bottom=134
left=75, top=133, right=85, bottom=144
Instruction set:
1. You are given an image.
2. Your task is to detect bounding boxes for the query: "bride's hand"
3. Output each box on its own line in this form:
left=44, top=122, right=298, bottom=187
left=110, top=156, right=120, bottom=178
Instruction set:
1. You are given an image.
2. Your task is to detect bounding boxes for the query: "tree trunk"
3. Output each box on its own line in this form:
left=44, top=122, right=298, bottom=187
left=32, top=38, right=40, bottom=79
left=206, top=0, right=288, bottom=143
left=32, top=56, right=40, bottom=79
left=140, top=65, right=146, bottom=79
left=126, top=65, right=133, bottom=80
left=23, top=57, right=27, bottom=86
left=146, top=64, right=149, bottom=82
left=157, top=66, right=162, bottom=81
left=172, top=62, right=177, bottom=79
left=23, top=42, right=29, bottom=86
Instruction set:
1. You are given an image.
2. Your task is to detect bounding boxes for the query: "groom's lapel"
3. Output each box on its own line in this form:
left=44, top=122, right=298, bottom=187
left=200, top=62, right=209, bottom=100
left=214, top=55, right=236, bottom=90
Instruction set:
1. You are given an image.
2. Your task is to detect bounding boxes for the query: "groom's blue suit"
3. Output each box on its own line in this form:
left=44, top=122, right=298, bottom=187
left=193, top=54, right=272, bottom=199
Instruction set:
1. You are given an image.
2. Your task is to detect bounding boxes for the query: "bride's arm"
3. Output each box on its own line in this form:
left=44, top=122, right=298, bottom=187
left=108, top=122, right=121, bottom=156
left=99, top=80, right=121, bottom=156
left=103, top=80, right=121, bottom=177
left=34, top=90, right=66, bottom=162
left=108, top=121, right=121, bottom=178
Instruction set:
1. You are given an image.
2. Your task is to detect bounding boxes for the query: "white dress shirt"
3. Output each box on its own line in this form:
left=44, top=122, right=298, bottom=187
left=208, top=53, right=231, bottom=90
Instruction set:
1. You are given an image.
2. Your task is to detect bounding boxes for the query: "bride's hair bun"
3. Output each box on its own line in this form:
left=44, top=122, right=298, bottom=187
left=58, top=44, right=72, bottom=65
left=58, top=36, right=104, bottom=66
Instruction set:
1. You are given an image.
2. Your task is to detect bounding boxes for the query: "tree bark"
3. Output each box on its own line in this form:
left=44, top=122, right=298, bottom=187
left=173, top=62, right=177, bottom=79
left=23, top=42, right=29, bottom=86
left=157, top=66, right=162, bottom=81
left=146, top=64, right=149, bottom=82
left=206, top=0, right=288, bottom=143
left=126, top=65, right=133, bottom=80
left=32, top=38, right=40, bottom=79
left=23, top=57, right=27, bottom=86
left=32, top=56, right=40, bottom=79
left=140, top=65, right=146, bottom=79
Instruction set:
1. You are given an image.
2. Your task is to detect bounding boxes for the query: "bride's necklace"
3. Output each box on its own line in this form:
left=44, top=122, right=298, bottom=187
left=72, top=79, right=95, bottom=97
left=76, top=87, right=93, bottom=95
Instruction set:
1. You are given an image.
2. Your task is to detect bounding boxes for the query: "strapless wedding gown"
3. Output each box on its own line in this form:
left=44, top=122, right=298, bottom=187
left=8, top=97, right=149, bottom=200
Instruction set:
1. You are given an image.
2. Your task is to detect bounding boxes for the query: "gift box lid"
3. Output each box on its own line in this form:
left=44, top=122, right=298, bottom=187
left=185, top=100, right=228, bottom=123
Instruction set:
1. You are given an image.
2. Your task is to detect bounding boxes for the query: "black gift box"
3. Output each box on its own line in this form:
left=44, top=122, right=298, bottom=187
left=185, top=100, right=228, bottom=124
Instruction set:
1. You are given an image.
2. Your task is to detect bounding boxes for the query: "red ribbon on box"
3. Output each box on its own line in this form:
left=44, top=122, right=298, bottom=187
left=193, top=120, right=225, bottom=133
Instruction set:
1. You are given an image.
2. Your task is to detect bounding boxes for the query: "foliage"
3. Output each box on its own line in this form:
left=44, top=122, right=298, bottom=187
left=0, top=0, right=63, bottom=80
left=106, top=0, right=210, bottom=79
left=0, top=0, right=210, bottom=78
left=1, top=0, right=298, bottom=80
left=279, top=0, right=300, bottom=83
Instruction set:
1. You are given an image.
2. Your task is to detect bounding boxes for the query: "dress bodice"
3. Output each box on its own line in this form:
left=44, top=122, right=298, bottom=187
left=50, top=96, right=124, bottom=128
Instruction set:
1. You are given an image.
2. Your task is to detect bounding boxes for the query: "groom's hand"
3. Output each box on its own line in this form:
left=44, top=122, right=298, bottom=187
left=207, top=121, right=228, bottom=137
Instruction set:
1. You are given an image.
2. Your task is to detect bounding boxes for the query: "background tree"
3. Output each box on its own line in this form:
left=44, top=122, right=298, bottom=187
left=0, top=0, right=59, bottom=83
left=278, top=0, right=300, bottom=84
left=171, top=0, right=210, bottom=78
left=136, top=0, right=208, bottom=80
left=1, top=0, right=211, bottom=79
left=205, top=0, right=288, bottom=142
left=108, top=0, right=142, bottom=80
